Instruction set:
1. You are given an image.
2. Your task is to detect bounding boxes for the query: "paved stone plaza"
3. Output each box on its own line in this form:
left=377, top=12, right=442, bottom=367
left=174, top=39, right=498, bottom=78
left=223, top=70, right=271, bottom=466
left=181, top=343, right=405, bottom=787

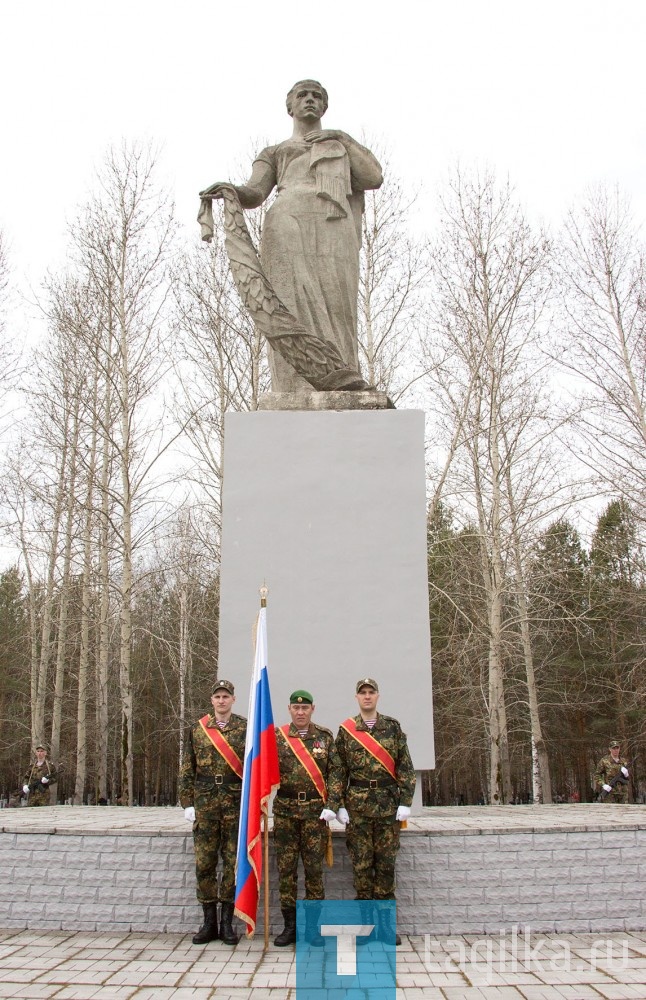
left=1, top=926, right=646, bottom=999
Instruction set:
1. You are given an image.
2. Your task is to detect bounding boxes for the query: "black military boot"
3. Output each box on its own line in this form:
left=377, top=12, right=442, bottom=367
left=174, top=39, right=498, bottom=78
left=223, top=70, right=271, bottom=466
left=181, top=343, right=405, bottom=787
left=192, top=902, right=219, bottom=944
left=305, top=903, right=325, bottom=946
left=274, top=906, right=297, bottom=946
left=219, top=902, right=239, bottom=945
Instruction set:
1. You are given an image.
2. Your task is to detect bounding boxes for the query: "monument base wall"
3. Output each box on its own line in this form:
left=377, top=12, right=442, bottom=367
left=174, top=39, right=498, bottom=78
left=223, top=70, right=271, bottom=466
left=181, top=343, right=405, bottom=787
left=1, top=806, right=645, bottom=936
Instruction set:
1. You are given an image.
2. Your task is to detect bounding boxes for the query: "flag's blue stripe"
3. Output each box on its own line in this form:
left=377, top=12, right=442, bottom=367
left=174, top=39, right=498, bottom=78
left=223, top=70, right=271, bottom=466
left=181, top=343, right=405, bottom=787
left=256, top=668, right=275, bottom=731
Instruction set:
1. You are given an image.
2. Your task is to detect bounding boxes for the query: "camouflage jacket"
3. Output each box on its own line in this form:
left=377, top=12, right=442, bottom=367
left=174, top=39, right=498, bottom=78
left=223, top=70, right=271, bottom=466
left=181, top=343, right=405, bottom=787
left=178, top=712, right=247, bottom=808
left=274, top=722, right=339, bottom=818
left=23, top=759, right=57, bottom=791
left=327, top=713, right=416, bottom=818
left=594, top=754, right=629, bottom=791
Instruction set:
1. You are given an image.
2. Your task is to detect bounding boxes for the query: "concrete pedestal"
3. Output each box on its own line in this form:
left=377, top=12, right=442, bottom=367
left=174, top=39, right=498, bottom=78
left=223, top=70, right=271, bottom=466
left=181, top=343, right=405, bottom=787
left=219, top=409, right=434, bottom=769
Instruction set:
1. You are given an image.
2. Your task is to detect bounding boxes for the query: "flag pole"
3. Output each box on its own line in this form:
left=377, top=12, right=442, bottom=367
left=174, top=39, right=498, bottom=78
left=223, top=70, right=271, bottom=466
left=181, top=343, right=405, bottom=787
left=260, top=583, right=270, bottom=952
left=263, top=811, right=270, bottom=950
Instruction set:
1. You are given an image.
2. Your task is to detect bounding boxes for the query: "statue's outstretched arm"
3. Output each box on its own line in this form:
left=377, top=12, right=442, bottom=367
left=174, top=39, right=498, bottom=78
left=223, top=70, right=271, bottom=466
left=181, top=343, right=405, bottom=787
left=200, top=161, right=275, bottom=209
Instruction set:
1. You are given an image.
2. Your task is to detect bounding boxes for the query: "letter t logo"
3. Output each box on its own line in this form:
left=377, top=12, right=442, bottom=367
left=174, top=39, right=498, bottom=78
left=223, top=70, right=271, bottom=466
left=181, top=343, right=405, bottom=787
left=320, top=924, right=375, bottom=975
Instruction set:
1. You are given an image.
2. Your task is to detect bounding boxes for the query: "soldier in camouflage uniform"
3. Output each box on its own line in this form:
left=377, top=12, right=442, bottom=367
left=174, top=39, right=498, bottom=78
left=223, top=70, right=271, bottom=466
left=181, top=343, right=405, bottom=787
left=595, top=739, right=630, bottom=803
left=179, top=679, right=247, bottom=945
left=22, top=745, right=57, bottom=806
left=327, top=677, right=415, bottom=945
left=273, top=690, right=339, bottom=946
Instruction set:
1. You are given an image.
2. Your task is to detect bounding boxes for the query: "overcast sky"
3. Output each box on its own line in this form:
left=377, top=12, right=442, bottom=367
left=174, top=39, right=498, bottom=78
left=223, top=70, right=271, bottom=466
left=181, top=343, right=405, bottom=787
left=2, top=0, right=645, bottom=297
left=0, top=0, right=645, bottom=569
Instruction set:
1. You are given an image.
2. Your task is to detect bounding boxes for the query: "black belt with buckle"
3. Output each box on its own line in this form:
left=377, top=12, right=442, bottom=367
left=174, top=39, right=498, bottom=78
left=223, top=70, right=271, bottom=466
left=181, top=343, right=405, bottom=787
left=276, top=788, right=324, bottom=802
left=196, top=773, right=242, bottom=787
left=349, top=777, right=397, bottom=789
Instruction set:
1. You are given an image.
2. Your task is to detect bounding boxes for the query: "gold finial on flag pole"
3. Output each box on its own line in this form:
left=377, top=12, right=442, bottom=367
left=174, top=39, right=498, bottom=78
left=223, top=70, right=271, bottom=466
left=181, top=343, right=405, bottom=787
left=259, top=582, right=268, bottom=608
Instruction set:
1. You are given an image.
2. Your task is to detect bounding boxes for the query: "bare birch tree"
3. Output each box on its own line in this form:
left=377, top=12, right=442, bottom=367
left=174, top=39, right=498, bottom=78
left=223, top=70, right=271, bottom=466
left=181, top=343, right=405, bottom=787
left=11, top=341, right=78, bottom=752
left=1, top=274, right=103, bottom=794
left=69, top=142, right=177, bottom=805
left=1, top=453, right=55, bottom=751
left=43, top=278, right=107, bottom=804
left=559, top=187, right=646, bottom=521
left=424, top=167, right=556, bottom=802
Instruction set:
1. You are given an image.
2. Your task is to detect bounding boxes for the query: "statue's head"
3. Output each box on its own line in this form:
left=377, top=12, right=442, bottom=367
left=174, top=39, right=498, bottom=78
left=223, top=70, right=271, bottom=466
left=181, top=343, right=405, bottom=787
left=286, top=79, right=328, bottom=118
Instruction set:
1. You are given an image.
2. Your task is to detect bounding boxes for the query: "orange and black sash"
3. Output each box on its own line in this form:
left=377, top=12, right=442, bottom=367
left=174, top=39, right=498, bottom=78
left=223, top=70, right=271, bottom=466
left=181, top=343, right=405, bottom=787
left=199, top=715, right=243, bottom=779
left=340, top=717, right=396, bottom=779
left=279, top=725, right=327, bottom=801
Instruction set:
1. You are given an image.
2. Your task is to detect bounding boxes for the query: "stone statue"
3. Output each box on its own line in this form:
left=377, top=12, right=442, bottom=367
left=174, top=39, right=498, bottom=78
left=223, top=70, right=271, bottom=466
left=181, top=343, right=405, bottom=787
left=198, top=80, right=383, bottom=393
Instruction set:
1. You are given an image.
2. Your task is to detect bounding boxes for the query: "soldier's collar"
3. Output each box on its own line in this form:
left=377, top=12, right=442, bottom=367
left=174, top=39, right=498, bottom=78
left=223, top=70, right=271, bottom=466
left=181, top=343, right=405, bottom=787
left=207, top=714, right=231, bottom=727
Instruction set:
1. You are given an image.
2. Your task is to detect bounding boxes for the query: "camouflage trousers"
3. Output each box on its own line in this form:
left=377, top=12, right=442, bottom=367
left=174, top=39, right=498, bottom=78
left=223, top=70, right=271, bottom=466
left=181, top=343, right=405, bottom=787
left=600, top=788, right=629, bottom=803
left=193, top=791, right=240, bottom=904
left=346, top=814, right=400, bottom=899
left=27, top=789, right=51, bottom=807
left=273, top=813, right=327, bottom=908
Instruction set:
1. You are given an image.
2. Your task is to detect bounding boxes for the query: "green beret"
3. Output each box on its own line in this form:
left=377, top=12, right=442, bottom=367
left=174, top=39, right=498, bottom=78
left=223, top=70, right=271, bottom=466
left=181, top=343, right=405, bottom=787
left=289, top=690, right=313, bottom=705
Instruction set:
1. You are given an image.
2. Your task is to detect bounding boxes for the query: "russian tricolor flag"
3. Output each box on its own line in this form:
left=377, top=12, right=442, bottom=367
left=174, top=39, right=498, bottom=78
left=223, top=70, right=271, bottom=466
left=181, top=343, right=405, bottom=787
left=234, top=605, right=280, bottom=936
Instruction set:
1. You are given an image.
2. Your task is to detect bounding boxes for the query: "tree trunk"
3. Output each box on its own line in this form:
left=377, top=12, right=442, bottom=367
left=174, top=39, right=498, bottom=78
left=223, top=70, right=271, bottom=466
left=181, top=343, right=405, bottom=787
left=50, top=395, right=81, bottom=774
left=507, top=487, right=553, bottom=804
left=74, top=365, right=99, bottom=805
left=33, top=416, right=70, bottom=747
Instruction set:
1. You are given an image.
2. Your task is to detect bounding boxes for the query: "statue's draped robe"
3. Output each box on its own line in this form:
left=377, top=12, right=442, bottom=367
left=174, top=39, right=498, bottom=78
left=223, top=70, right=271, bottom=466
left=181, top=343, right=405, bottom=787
left=255, top=139, right=364, bottom=392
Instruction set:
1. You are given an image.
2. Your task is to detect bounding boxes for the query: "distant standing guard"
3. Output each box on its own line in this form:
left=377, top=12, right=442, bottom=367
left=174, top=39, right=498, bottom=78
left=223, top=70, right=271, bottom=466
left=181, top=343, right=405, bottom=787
left=273, top=690, right=339, bottom=946
left=22, top=744, right=57, bottom=806
left=328, top=678, right=415, bottom=944
left=179, top=679, right=247, bottom=945
left=595, top=739, right=630, bottom=802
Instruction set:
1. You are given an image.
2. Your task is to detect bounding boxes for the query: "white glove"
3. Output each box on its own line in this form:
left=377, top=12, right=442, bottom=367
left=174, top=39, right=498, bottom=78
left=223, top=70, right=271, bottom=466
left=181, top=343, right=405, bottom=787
left=603, top=784, right=612, bottom=793
left=396, top=805, right=411, bottom=822
left=336, top=807, right=350, bottom=826
left=184, top=806, right=196, bottom=822
left=41, top=777, right=49, bottom=784
left=621, top=767, right=629, bottom=777
left=22, top=785, right=30, bottom=794
left=320, top=808, right=336, bottom=822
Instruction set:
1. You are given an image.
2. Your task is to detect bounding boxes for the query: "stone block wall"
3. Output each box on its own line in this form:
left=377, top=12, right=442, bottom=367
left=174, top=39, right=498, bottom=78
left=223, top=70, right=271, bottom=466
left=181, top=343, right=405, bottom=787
left=1, top=826, right=645, bottom=936
left=409, top=827, right=646, bottom=935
